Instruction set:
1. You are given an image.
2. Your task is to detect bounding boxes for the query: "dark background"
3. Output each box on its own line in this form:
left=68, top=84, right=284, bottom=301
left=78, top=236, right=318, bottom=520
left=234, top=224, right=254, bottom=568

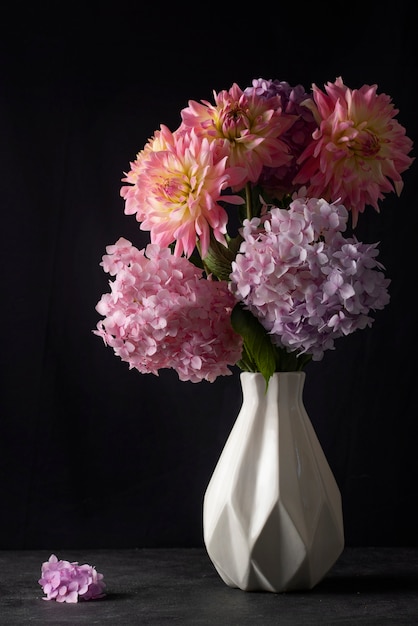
left=1, top=4, right=417, bottom=550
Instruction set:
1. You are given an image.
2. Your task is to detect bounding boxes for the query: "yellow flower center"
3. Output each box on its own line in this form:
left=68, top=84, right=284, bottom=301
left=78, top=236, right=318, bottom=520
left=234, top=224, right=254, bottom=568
left=159, top=177, right=188, bottom=204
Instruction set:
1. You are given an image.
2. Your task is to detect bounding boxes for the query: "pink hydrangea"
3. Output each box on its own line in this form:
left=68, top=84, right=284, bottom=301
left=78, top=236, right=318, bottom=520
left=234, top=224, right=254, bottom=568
left=229, top=196, right=391, bottom=361
left=38, top=554, right=106, bottom=603
left=94, top=238, right=243, bottom=382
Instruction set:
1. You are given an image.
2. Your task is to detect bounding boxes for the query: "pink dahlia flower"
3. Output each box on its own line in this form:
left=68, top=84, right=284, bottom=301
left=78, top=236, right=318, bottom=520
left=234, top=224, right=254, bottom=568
left=38, top=554, right=106, bottom=603
left=230, top=196, right=391, bottom=361
left=120, top=124, right=174, bottom=217
left=94, top=238, right=243, bottom=382
left=180, top=82, right=297, bottom=188
left=244, top=78, right=318, bottom=199
left=293, top=77, right=414, bottom=226
left=120, top=126, right=245, bottom=258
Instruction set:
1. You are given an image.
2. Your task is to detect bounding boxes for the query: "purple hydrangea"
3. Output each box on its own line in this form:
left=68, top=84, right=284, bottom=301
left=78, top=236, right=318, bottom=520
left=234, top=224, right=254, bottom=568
left=229, top=196, right=391, bottom=361
left=38, top=554, right=106, bottom=603
left=244, top=79, right=318, bottom=198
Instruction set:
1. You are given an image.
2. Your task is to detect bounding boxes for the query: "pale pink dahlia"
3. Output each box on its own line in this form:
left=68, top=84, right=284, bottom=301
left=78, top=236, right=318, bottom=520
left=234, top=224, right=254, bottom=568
left=180, top=82, right=297, bottom=188
left=121, top=124, right=174, bottom=218
left=94, top=238, right=243, bottom=382
left=244, top=78, right=318, bottom=198
left=293, top=77, right=414, bottom=226
left=38, top=555, right=106, bottom=603
left=230, top=197, right=390, bottom=361
left=120, top=126, right=245, bottom=258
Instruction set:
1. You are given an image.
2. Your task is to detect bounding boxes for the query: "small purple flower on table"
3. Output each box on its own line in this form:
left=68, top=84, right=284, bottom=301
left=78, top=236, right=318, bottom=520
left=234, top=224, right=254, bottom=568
left=38, top=554, right=106, bottom=603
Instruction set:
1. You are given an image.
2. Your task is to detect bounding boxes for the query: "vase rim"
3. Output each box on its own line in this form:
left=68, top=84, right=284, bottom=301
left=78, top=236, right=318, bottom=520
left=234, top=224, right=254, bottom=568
left=240, top=371, right=305, bottom=379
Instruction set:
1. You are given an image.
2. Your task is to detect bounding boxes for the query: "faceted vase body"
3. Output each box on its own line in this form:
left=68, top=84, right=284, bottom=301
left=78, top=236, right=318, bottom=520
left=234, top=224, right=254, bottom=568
left=203, top=372, right=344, bottom=593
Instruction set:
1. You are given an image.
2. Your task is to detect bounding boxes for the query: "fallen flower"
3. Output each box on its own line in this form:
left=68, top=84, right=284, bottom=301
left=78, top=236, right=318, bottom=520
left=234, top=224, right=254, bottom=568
left=38, top=554, right=106, bottom=602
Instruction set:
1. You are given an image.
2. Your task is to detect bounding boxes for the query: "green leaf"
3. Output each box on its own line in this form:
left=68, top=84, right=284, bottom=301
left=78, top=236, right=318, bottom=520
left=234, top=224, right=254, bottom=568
left=203, top=233, right=243, bottom=281
left=187, top=249, right=204, bottom=270
left=231, top=303, right=277, bottom=386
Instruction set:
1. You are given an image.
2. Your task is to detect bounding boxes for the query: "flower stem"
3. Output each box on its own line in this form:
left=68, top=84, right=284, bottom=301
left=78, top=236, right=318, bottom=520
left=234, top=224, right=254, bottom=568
left=196, top=240, right=210, bottom=275
left=245, top=183, right=253, bottom=221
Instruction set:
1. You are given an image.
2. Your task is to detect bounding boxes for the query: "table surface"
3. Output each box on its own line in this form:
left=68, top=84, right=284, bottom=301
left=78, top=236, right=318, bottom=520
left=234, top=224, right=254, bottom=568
left=1, top=547, right=418, bottom=625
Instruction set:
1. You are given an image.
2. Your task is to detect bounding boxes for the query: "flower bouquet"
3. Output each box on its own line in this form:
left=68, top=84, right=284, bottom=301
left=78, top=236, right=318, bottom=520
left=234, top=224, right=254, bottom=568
left=94, top=77, right=413, bottom=385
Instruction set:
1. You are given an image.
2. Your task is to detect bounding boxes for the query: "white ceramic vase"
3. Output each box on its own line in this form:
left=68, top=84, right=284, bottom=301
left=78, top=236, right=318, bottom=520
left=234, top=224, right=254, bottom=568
left=203, top=371, right=344, bottom=592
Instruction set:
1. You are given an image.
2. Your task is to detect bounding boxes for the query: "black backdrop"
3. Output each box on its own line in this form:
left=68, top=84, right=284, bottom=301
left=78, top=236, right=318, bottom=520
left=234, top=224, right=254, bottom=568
left=1, top=4, right=417, bottom=550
